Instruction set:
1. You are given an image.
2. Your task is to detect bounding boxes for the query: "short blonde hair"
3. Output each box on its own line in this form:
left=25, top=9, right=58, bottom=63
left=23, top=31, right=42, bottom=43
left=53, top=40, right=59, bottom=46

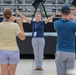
left=35, top=12, right=41, bottom=16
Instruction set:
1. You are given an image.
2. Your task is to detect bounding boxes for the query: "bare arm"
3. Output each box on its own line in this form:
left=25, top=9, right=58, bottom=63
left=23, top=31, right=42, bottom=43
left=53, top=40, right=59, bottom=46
left=44, top=11, right=59, bottom=24
left=17, top=18, right=25, bottom=40
left=16, top=10, right=31, bottom=24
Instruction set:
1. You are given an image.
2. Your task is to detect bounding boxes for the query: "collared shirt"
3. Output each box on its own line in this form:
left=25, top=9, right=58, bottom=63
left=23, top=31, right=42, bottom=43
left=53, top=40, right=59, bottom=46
left=31, top=20, right=45, bottom=38
left=54, top=19, right=76, bottom=53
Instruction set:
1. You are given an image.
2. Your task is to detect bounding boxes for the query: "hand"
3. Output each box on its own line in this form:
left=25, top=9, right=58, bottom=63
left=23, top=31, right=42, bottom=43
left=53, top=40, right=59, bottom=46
left=17, top=18, right=23, bottom=27
left=69, top=15, right=75, bottom=20
left=55, top=10, right=59, bottom=15
left=10, top=16, right=16, bottom=22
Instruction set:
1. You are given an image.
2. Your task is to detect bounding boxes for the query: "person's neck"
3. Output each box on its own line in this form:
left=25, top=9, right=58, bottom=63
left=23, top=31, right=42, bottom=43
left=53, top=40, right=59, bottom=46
left=4, top=19, right=10, bottom=22
left=36, top=20, right=40, bottom=23
left=62, top=15, right=69, bottom=20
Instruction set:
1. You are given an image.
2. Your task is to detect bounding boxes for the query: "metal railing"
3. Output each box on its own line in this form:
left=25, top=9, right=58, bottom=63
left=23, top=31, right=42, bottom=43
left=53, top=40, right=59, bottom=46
left=0, top=0, right=71, bottom=17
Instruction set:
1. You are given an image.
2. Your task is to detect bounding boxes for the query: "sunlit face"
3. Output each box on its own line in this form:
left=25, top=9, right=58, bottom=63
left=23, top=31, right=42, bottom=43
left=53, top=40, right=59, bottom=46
left=35, top=13, right=41, bottom=22
left=70, top=6, right=76, bottom=14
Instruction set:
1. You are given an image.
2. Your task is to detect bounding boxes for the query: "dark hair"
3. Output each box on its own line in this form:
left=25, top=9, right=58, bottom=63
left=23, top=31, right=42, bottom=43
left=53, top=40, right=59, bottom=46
left=71, top=5, right=76, bottom=8
left=71, top=0, right=76, bottom=6
left=3, top=8, right=12, bottom=19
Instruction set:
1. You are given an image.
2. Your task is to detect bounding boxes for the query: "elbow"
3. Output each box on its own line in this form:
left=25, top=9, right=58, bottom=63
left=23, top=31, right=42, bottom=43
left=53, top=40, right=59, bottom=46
left=18, top=33, right=25, bottom=41
left=45, top=21, right=48, bottom=24
left=21, top=36, right=25, bottom=40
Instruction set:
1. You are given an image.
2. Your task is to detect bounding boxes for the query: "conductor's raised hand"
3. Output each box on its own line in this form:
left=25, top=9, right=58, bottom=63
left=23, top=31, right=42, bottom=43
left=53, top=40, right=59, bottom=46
left=69, top=15, right=75, bottom=21
left=55, top=10, right=59, bottom=15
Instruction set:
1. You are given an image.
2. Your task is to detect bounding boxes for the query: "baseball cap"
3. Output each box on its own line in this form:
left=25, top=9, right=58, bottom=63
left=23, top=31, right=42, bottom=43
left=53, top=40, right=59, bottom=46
left=61, top=5, right=70, bottom=13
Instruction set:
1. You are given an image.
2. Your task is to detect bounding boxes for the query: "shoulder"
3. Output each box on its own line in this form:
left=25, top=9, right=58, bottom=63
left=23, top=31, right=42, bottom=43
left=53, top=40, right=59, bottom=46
left=0, top=22, right=8, bottom=26
left=0, top=22, right=4, bottom=25
left=40, top=21, right=45, bottom=25
left=41, top=21, right=45, bottom=23
left=68, top=21, right=76, bottom=29
left=0, top=23, right=2, bottom=27
left=10, top=22, right=18, bottom=26
left=31, top=20, right=36, bottom=26
left=54, top=20, right=61, bottom=25
left=31, top=20, right=35, bottom=23
left=9, top=22, right=20, bottom=29
left=72, top=21, right=76, bottom=26
left=69, top=21, right=76, bottom=25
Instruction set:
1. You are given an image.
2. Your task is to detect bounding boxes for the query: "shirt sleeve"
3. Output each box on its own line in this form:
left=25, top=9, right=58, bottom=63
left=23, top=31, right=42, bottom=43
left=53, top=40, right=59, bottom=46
left=54, top=21, right=57, bottom=31
left=31, top=20, right=34, bottom=25
left=31, top=20, right=36, bottom=27
left=15, top=23, right=21, bottom=35
left=73, top=22, right=76, bottom=32
left=42, top=21, right=45, bottom=25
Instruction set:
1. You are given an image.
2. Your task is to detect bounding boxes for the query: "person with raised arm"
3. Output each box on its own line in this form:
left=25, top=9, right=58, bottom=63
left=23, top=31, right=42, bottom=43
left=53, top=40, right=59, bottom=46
left=0, top=8, right=25, bottom=75
left=16, top=10, right=58, bottom=70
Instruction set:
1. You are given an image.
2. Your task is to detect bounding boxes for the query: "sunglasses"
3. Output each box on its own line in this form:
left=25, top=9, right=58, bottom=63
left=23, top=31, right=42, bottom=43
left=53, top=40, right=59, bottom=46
left=70, top=9, right=75, bottom=10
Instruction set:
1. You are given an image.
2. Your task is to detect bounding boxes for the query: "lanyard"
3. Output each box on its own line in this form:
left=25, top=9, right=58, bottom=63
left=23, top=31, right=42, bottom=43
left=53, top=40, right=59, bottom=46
left=35, top=22, right=40, bottom=29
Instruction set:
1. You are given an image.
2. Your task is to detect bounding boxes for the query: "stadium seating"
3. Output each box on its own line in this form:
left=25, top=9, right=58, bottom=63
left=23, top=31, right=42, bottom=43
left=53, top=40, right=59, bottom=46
left=0, top=0, right=72, bottom=18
